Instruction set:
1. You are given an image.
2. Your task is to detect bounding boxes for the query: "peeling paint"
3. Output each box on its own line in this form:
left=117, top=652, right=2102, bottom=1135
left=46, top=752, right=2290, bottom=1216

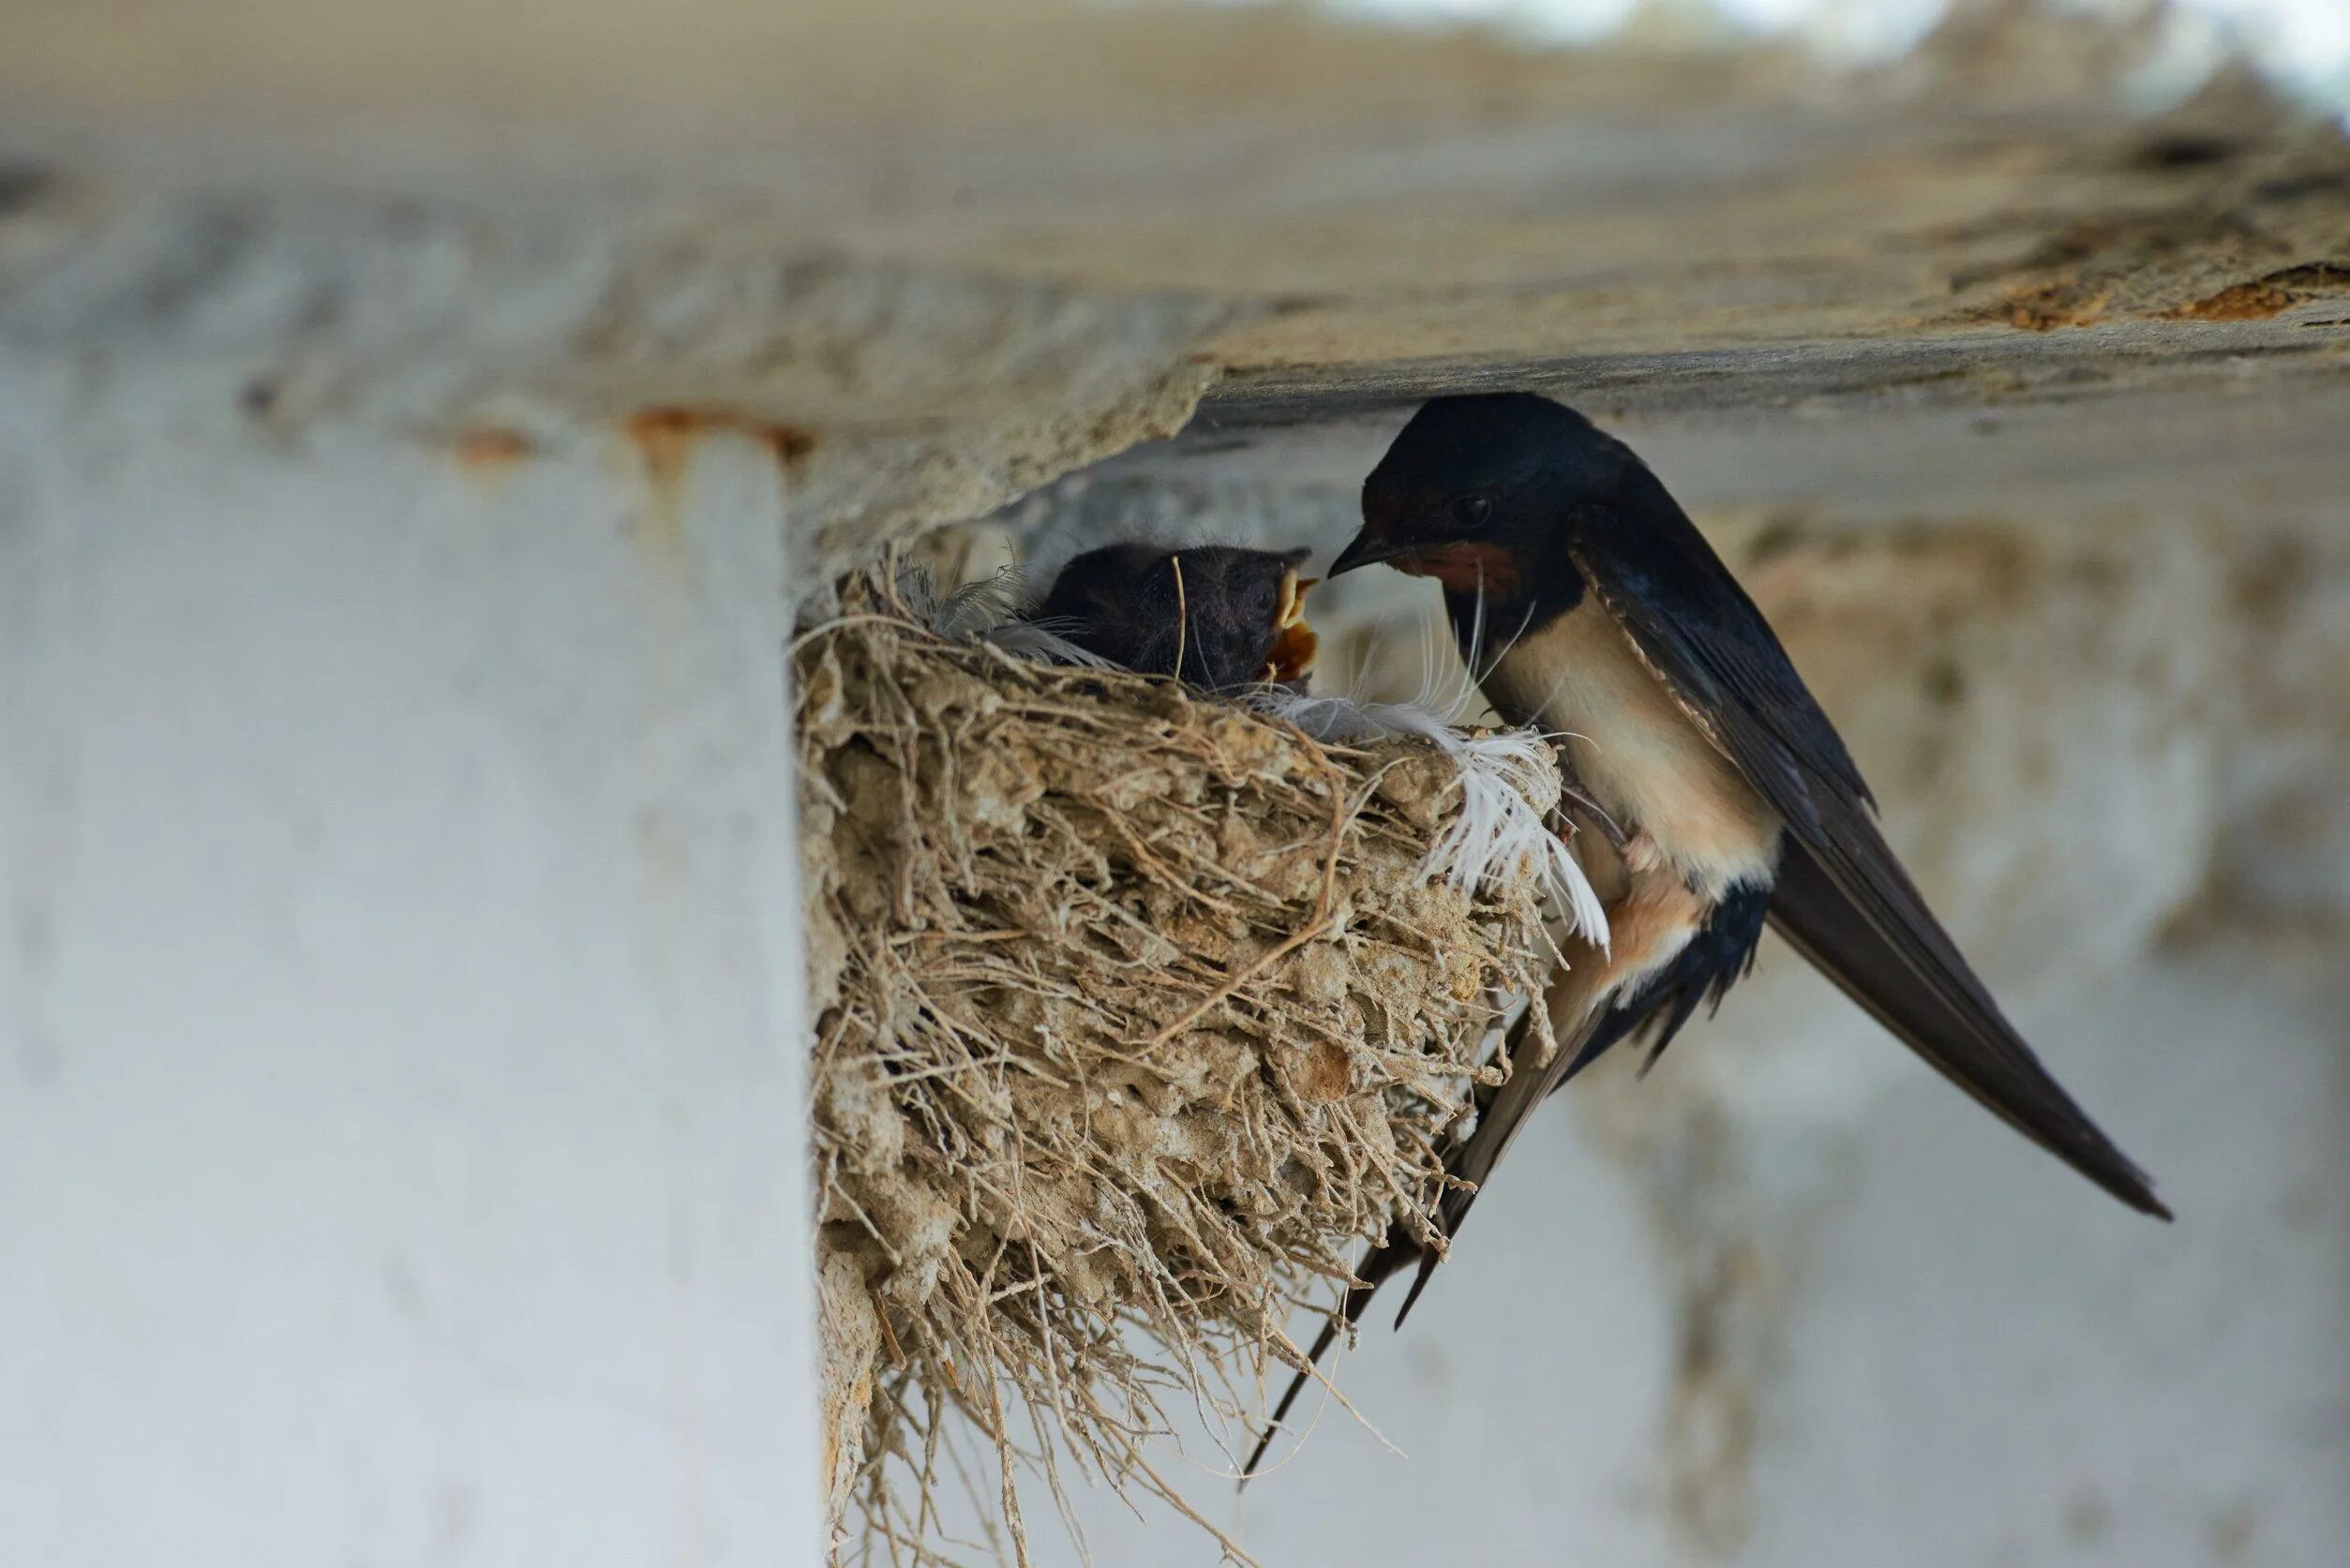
left=1993, top=282, right=2112, bottom=331
left=2163, top=262, right=2350, bottom=321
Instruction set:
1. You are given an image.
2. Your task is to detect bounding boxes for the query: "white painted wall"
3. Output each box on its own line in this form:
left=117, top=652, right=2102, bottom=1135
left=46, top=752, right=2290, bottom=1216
left=0, top=364, right=819, bottom=1565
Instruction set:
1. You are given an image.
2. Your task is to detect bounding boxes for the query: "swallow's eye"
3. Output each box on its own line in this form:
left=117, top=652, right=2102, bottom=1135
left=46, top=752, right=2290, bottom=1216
left=1245, top=580, right=1277, bottom=621
left=1450, top=494, right=1493, bottom=530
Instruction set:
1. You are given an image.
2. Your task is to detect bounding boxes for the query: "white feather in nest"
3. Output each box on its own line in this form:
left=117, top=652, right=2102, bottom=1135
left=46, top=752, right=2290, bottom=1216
left=894, top=564, right=1120, bottom=669
left=894, top=560, right=1609, bottom=950
left=1247, top=684, right=1609, bottom=953
left=980, top=618, right=1120, bottom=669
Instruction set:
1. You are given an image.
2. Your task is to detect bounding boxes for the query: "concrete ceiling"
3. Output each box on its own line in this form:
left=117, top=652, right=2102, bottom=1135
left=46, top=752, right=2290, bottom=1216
left=2, top=0, right=2345, bottom=564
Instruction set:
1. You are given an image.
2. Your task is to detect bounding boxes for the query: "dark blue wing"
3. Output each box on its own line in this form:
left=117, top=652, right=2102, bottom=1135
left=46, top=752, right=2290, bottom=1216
left=1571, top=463, right=2165, bottom=1218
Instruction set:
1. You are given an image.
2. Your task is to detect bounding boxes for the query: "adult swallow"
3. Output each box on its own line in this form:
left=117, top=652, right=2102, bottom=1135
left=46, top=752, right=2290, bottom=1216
left=1030, top=543, right=1319, bottom=691
left=1245, top=392, right=2165, bottom=1476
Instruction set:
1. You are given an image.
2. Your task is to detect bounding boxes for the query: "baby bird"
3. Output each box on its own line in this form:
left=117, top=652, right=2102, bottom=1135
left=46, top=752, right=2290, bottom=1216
left=1029, top=543, right=1318, bottom=692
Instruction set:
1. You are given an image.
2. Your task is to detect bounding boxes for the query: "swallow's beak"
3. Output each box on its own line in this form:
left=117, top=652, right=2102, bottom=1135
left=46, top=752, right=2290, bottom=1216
left=1327, top=530, right=1413, bottom=577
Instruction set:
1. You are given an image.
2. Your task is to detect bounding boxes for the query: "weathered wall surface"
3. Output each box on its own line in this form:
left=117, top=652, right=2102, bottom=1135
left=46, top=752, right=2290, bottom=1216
left=2, top=2, right=2345, bottom=1565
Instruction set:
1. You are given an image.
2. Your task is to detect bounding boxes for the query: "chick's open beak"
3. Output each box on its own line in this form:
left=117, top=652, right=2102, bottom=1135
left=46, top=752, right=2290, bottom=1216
left=1257, top=567, right=1320, bottom=683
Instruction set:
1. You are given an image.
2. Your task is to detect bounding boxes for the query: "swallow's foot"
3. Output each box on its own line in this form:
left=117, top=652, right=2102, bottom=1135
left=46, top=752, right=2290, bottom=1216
left=1553, top=751, right=1629, bottom=850
left=1621, top=829, right=1665, bottom=875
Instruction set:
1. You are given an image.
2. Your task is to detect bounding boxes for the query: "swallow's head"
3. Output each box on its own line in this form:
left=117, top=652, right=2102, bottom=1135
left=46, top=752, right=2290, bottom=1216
left=1034, top=543, right=1316, bottom=691
left=1333, top=393, right=1625, bottom=595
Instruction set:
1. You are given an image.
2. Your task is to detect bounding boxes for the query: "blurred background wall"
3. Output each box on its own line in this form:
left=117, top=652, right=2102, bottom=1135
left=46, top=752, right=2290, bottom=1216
left=3, top=3, right=2345, bottom=1565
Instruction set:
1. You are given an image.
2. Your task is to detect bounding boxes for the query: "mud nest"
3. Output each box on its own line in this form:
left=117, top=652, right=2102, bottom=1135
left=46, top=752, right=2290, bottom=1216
left=798, top=579, right=1562, bottom=1564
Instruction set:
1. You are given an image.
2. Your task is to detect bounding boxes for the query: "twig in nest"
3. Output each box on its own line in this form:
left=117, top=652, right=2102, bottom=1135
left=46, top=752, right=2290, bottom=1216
left=1169, top=552, right=1188, bottom=686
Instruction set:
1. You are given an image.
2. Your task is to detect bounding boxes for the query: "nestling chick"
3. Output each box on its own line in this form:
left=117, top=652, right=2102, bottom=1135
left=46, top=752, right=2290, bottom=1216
left=1030, top=543, right=1319, bottom=691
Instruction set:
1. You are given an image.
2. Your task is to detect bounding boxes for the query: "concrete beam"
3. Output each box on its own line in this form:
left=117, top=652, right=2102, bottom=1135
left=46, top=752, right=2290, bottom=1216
left=0, top=365, right=819, bottom=1566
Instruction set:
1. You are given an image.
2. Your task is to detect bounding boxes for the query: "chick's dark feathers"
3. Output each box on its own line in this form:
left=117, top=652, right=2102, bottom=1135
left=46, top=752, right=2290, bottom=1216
left=1032, top=543, right=1308, bottom=691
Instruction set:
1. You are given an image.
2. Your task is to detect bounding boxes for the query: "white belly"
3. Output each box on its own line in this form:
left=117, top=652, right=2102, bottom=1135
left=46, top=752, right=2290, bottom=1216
left=1482, top=600, right=1782, bottom=900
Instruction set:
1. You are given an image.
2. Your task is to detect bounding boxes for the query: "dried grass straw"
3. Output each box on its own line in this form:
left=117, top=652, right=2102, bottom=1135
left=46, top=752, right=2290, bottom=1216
left=799, top=575, right=1559, bottom=1564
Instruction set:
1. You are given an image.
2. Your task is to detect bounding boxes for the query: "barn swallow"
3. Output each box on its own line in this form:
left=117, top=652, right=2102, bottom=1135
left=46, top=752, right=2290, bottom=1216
left=1029, top=543, right=1319, bottom=691
left=1245, top=392, right=2165, bottom=1477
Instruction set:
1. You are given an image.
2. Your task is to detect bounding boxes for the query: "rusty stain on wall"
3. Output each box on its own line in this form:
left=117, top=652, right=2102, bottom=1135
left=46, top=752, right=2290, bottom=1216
left=451, top=426, right=537, bottom=470
left=625, top=406, right=819, bottom=481
left=619, top=406, right=818, bottom=577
